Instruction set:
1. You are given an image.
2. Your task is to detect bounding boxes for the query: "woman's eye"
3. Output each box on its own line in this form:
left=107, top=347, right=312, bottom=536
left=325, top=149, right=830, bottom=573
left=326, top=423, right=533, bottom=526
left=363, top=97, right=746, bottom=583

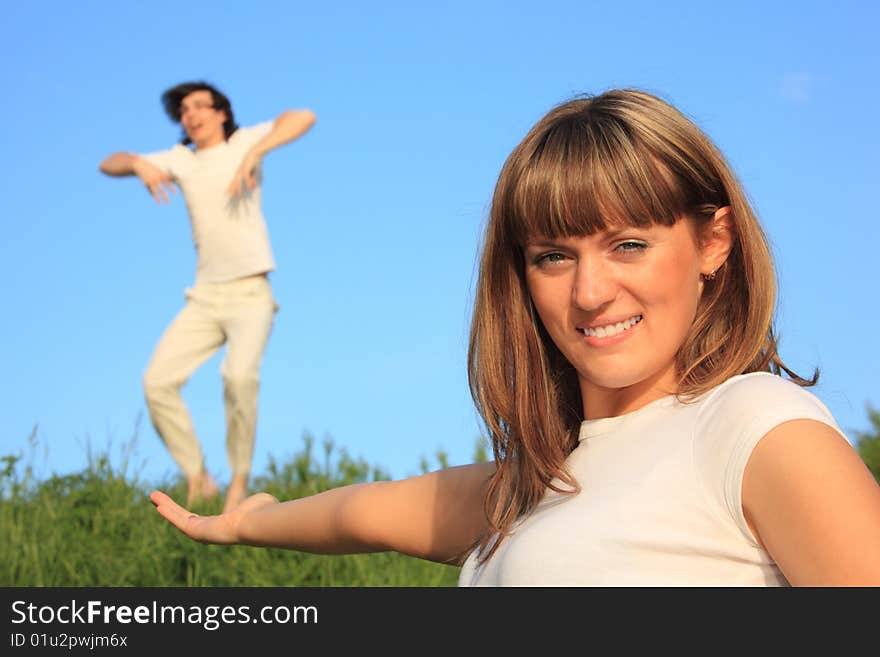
left=615, top=240, right=648, bottom=254
left=535, top=252, right=568, bottom=266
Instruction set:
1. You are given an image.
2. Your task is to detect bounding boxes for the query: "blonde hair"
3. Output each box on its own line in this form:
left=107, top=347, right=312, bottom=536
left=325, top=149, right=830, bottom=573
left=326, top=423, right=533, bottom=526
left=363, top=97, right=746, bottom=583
left=466, top=89, right=816, bottom=564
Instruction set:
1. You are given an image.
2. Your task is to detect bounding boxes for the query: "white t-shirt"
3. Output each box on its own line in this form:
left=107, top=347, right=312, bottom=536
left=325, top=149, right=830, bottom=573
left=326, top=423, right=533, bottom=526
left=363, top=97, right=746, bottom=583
left=142, top=122, right=276, bottom=284
left=458, top=372, right=846, bottom=586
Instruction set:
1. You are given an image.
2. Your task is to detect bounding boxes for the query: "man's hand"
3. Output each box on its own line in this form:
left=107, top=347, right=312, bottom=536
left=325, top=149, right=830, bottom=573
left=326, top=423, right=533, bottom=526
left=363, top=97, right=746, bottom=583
left=150, top=490, right=279, bottom=545
left=227, top=150, right=262, bottom=198
left=133, top=158, right=176, bottom=204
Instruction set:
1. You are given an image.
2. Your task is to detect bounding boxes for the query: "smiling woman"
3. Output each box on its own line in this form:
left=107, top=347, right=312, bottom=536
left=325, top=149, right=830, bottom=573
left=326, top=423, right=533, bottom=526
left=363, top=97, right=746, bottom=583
left=150, top=88, right=880, bottom=587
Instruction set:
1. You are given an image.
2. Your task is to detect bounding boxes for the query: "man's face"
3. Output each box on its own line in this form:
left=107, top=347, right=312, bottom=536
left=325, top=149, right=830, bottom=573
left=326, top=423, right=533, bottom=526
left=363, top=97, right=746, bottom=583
left=179, top=90, right=227, bottom=149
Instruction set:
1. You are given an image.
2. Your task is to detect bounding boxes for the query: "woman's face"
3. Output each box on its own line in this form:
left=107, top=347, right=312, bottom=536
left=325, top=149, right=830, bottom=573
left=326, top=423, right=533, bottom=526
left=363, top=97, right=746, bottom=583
left=524, top=218, right=719, bottom=419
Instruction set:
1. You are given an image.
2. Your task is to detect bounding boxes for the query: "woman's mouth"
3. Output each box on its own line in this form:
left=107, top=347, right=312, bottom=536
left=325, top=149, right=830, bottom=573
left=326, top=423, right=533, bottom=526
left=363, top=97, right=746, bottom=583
left=579, top=314, right=643, bottom=338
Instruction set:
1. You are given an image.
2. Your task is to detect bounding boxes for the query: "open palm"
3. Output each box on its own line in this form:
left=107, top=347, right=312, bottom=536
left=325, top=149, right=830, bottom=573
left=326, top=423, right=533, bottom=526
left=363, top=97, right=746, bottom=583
left=150, top=490, right=278, bottom=544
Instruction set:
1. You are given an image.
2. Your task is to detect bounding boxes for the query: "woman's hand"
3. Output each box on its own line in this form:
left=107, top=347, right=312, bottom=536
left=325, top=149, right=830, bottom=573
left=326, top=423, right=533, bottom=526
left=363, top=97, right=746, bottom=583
left=150, top=490, right=278, bottom=545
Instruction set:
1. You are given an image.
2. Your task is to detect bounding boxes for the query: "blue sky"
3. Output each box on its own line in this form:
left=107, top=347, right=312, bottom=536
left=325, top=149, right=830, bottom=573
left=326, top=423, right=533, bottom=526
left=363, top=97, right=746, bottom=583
left=2, top=1, right=878, bottom=487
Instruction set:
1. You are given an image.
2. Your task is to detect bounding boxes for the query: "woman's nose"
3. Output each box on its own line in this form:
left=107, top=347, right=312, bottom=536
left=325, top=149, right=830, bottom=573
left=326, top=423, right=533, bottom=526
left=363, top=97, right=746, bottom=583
left=571, top=257, right=617, bottom=311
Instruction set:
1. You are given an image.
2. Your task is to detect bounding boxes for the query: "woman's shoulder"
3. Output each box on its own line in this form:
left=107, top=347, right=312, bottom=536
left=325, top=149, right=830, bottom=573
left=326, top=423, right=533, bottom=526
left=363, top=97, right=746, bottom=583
left=700, top=371, right=828, bottom=417
left=694, top=371, right=840, bottom=451
left=691, top=372, right=844, bottom=537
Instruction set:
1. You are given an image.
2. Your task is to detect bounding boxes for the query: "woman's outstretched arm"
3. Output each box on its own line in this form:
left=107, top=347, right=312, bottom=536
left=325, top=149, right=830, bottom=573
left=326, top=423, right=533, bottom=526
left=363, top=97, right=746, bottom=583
left=151, top=461, right=495, bottom=565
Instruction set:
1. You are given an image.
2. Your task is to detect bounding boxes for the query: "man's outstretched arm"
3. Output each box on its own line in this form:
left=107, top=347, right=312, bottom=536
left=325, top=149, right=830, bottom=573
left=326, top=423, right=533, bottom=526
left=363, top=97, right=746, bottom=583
left=227, top=109, right=317, bottom=197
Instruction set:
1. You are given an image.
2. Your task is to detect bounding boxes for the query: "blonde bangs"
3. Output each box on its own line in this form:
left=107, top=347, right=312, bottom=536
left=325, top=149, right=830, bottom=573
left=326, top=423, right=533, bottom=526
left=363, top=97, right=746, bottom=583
left=501, top=110, right=692, bottom=245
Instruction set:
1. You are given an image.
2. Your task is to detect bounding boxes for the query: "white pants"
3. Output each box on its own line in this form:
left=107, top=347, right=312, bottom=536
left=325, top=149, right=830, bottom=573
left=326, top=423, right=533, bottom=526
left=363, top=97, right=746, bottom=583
left=142, top=275, right=278, bottom=478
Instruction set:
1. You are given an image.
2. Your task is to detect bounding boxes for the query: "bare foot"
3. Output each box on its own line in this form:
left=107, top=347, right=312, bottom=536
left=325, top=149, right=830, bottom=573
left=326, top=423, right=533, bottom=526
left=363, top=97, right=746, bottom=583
left=224, top=474, right=249, bottom=513
left=187, top=471, right=219, bottom=507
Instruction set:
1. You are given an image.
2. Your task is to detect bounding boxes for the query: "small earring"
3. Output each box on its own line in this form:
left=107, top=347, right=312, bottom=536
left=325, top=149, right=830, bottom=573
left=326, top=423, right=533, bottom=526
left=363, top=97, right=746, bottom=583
left=702, top=269, right=717, bottom=281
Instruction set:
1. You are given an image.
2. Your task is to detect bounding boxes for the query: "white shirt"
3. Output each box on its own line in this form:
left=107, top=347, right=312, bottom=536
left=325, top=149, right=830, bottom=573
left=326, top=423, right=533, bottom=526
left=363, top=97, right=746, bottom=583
left=458, top=373, right=845, bottom=586
left=142, top=122, right=276, bottom=284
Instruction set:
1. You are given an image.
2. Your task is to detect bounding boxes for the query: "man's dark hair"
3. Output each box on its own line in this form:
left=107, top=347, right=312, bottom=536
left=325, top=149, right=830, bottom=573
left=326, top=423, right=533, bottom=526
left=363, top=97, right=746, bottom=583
left=160, top=81, right=239, bottom=145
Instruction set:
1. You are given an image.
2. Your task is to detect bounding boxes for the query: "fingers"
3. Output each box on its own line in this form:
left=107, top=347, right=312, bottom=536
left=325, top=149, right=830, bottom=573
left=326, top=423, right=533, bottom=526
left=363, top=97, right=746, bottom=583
left=150, top=489, right=248, bottom=545
left=136, top=163, right=175, bottom=205
left=154, top=182, right=171, bottom=204
left=227, top=170, right=255, bottom=197
left=150, top=490, right=194, bottom=526
left=226, top=172, right=243, bottom=198
left=227, top=158, right=259, bottom=197
left=160, top=180, right=175, bottom=201
left=148, top=187, right=167, bottom=205
left=145, top=177, right=175, bottom=204
left=148, top=186, right=163, bottom=204
left=150, top=490, right=277, bottom=546
left=150, top=490, right=210, bottom=541
left=149, top=490, right=163, bottom=508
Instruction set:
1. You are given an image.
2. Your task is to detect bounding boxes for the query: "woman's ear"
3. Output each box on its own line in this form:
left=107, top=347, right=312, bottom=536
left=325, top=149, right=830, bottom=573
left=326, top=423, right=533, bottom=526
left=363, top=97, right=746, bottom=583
left=700, top=206, right=734, bottom=278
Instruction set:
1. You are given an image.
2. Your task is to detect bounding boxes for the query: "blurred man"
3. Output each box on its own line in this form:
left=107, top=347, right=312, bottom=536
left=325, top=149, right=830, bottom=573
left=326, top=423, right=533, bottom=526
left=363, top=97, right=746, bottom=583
left=99, top=81, right=316, bottom=511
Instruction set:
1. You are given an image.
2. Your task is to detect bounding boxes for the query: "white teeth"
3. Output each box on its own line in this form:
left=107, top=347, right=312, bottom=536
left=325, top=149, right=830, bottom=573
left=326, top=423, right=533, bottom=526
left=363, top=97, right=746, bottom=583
left=582, top=314, right=642, bottom=338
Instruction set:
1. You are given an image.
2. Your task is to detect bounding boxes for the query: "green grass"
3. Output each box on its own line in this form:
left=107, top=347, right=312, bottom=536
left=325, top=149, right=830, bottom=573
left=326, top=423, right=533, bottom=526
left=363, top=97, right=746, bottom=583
left=1, top=427, right=470, bottom=587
